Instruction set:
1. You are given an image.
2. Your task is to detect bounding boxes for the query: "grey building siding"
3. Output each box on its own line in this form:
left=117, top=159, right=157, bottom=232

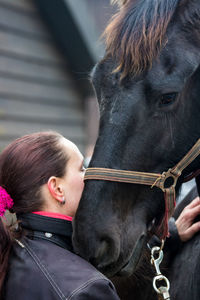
left=0, top=0, right=86, bottom=153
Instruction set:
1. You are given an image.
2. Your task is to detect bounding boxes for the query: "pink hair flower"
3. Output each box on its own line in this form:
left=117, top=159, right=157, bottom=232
left=0, top=186, right=14, bottom=217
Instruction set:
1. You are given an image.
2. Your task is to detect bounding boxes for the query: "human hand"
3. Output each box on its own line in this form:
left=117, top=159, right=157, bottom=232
left=175, top=197, right=200, bottom=242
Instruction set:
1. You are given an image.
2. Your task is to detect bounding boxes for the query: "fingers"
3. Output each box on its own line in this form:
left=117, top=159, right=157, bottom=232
left=175, top=196, right=200, bottom=242
left=181, top=204, right=200, bottom=223
left=182, top=221, right=200, bottom=242
left=186, top=197, right=200, bottom=209
left=189, top=204, right=200, bottom=220
left=179, top=196, right=200, bottom=221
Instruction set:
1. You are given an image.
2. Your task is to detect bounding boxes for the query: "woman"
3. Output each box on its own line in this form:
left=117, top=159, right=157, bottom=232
left=0, top=131, right=199, bottom=299
left=0, top=131, right=120, bottom=300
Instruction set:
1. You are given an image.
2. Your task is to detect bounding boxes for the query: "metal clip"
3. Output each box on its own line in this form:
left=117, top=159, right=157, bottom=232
left=151, top=246, right=163, bottom=275
left=151, top=246, right=170, bottom=300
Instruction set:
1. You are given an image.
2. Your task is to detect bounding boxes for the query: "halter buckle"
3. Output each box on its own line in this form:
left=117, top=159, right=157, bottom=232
left=158, top=168, right=181, bottom=192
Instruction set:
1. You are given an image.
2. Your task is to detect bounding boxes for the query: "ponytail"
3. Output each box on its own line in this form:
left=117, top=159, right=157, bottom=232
left=0, top=218, right=12, bottom=291
left=0, top=186, right=14, bottom=293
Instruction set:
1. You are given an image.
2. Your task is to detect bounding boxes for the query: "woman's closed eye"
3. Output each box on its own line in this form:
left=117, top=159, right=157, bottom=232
left=81, top=166, right=86, bottom=172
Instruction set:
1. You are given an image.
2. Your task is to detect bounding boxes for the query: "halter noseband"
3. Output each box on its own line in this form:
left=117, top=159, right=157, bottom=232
left=84, top=138, right=200, bottom=239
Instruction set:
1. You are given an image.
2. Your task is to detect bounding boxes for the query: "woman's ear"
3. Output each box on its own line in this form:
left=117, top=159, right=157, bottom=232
left=47, top=176, right=65, bottom=205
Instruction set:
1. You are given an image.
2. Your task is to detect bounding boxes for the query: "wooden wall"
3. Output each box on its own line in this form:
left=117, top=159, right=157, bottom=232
left=0, top=0, right=86, bottom=153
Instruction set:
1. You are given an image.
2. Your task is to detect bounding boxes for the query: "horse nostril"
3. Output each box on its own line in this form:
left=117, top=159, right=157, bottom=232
left=96, top=240, right=109, bottom=260
left=90, top=237, right=120, bottom=269
left=89, top=240, right=109, bottom=266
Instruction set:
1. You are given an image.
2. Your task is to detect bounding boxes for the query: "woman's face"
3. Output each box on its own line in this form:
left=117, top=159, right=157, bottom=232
left=61, top=138, right=85, bottom=217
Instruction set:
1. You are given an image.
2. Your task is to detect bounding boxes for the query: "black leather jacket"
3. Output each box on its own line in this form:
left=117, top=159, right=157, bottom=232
left=3, top=214, right=120, bottom=300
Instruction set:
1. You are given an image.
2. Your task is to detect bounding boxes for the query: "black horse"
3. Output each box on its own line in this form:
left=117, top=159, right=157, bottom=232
left=73, top=0, right=200, bottom=299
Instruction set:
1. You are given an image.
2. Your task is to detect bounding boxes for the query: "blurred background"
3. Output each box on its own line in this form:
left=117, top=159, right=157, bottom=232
left=0, top=0, right=117, bottom=159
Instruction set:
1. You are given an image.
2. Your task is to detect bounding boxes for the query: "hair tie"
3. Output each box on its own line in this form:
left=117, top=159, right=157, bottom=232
left=0, top=186, right=14, bottom=216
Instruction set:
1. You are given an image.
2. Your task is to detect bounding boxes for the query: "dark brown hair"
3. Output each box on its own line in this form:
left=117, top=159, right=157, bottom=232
left=105, top=0, right=179, bottom=78
left=0, top=131, right=69, bottom=291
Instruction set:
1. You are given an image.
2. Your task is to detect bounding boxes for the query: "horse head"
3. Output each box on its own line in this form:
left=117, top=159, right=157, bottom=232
left=73, top=0, right=200, bottom=277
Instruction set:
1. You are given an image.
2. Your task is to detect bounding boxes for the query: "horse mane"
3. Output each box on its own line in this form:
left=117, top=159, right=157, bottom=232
left=105, top=0, right=180, bottom=78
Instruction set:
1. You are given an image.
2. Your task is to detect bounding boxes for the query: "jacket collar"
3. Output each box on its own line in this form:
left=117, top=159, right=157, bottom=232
left=17, top=213, right=73, bottom=251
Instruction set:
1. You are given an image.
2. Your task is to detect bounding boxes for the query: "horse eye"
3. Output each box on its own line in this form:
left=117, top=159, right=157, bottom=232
left=159, top=93, right=178, bottom=106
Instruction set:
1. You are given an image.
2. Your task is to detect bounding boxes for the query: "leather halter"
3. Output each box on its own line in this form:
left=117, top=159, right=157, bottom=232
left=84, top=138, right=200, bottom=239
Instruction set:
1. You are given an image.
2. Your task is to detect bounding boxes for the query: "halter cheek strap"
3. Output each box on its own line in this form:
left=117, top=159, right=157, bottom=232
left=84, top=138, right=200, bottom=239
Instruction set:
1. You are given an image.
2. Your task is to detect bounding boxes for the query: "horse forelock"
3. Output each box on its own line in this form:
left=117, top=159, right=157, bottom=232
left=111, top=0, right=128, bottom=6
left=105, top=0, right=180, bottom=79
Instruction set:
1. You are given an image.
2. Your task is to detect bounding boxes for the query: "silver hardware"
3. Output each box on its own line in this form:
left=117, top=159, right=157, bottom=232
left=151, top=244, right=170, bottom=300
left=45, top=232, right=52, bottom=238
